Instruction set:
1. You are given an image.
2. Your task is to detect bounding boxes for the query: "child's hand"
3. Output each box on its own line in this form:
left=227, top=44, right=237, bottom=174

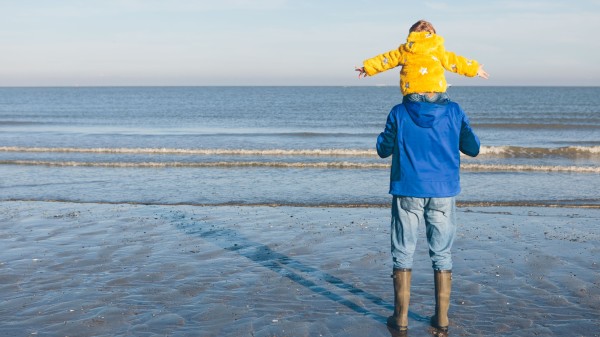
left=477, top=65, right=489, bottom=79
left=355, top=66, right=367, bottom=78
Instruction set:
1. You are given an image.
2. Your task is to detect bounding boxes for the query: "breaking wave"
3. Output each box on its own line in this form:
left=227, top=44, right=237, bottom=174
left=478, top=145, right=600, bottom=158
left=0, top=146, right=375, bottom=157
left=1, top=146, right=598, bottom=173
left=1, top=160, right=599, bottom=173
left=2, top=145, right=600, bottom=158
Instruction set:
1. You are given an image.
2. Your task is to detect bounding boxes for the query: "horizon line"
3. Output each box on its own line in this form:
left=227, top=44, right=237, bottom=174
left=1, top=84, right=599, bottom=88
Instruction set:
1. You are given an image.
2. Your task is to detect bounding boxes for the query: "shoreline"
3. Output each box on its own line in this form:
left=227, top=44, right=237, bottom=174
left=2, top=198, right=600, bottom=209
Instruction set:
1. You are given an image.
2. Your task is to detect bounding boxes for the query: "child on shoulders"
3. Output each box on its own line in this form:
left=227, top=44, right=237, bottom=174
left=356, top=20, right=489, bottom=103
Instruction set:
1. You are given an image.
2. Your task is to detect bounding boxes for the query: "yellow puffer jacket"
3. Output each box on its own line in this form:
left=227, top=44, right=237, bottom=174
left=363, top=32, right=479, bottom=96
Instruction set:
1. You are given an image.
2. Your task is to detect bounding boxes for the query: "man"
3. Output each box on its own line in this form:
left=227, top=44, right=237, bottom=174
left=376, top=94, right=480, bottom=333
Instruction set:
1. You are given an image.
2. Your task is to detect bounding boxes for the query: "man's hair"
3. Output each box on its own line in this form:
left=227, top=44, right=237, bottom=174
left=409, top=20, right=436, bottom=34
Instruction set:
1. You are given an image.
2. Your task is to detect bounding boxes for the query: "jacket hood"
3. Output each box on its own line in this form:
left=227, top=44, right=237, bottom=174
left=404, top=101, right=449, bottom=128
left=402, top=31, right=444, bottom=55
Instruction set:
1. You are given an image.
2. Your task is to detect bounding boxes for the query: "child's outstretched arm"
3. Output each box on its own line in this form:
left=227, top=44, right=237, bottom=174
left=440, top=49, right=488, bottom=79
left=355, top=66, right=367, bottom=78
left=361, top=48, right=404, bottom=77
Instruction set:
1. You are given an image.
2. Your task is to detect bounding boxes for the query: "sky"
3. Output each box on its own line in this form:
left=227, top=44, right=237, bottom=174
left=1, top=0, right=599, bottom=87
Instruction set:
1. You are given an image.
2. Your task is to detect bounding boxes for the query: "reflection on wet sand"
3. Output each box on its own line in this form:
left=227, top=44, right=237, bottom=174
left=1, top=203, right=598, bottom=336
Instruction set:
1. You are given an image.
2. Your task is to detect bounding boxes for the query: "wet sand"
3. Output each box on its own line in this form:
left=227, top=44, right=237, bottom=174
left=1, top=201, right=599, bottom=336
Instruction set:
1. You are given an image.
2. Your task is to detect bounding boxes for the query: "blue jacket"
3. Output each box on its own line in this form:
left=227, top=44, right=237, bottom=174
left=376, top=100, right=480, bottom=197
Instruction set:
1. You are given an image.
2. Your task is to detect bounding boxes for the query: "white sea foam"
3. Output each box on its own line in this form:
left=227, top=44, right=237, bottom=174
left=2, top=160, right=599, bottom=173
left=0, top=160, right=388, bottom=169
left=460, top=163, right=600, bottom=173
left=478, top=145, right=600, bottom=157
left=2, top=145, right=600, bottom=158
left=0, top=146, right=376, bottom=157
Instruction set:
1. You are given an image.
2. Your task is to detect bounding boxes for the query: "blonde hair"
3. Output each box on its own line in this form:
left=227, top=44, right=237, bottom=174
left=409, top=20, right=436, bottom=34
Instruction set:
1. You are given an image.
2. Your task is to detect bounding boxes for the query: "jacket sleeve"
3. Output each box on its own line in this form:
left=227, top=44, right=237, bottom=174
left=459, top=111, right=480, bottom=157
left=439, top=48, right=479, bottom=77
left=363, top=48, right=404, bottom=76
left=376, top=108, right=397, bottom=158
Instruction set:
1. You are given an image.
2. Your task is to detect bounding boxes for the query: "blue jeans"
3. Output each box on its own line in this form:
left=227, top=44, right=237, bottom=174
left=403, top=92, right=450, bottom=104
left=390, top=196, right=456, bottom=271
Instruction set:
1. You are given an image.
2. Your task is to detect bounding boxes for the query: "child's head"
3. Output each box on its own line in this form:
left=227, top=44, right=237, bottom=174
left=409, top=20, right=436, bottom=34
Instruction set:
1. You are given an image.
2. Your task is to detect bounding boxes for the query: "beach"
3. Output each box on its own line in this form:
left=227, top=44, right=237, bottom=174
left=1, top=201, right=598, bottom=336
left=1, top=86, right=599, bottom=336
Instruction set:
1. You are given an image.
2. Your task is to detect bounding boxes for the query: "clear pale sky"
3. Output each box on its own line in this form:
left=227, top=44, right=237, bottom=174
left=1, top=0, right=599, bottom=86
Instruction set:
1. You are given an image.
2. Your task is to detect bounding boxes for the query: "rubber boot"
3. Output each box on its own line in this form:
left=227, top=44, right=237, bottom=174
left=386, top=268, right=411, bottom=331
left=431, top=270, right=452, bottom=332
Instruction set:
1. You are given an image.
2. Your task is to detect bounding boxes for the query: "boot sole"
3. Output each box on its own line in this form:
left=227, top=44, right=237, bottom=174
left=386, top=316, right=408, bottom=331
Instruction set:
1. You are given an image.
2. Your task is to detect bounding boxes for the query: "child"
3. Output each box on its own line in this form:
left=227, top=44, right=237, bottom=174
left=356, top=20, right=488, bottom=103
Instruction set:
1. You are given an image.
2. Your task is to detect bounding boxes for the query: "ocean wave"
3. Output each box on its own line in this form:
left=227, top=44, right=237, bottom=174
left=478, top=145, right=600, bottom=158
left=1, top=159, right=599, bottom=173
left=461, top=163, right=600, bottom=173
left=3, top=145, right=600, bottom=158
left=0, top=146, right=375, bottom=157
left=0, top=160, right=387, bottom=169
left=474, top=123, right=600, bottom=130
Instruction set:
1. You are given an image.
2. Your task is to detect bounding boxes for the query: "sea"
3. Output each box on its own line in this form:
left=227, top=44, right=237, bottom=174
left=1, top=86, right=599, bottom=208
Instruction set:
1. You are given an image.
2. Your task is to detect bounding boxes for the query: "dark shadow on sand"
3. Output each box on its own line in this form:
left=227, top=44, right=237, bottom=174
left=178, top=219, right=428, bottom=325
